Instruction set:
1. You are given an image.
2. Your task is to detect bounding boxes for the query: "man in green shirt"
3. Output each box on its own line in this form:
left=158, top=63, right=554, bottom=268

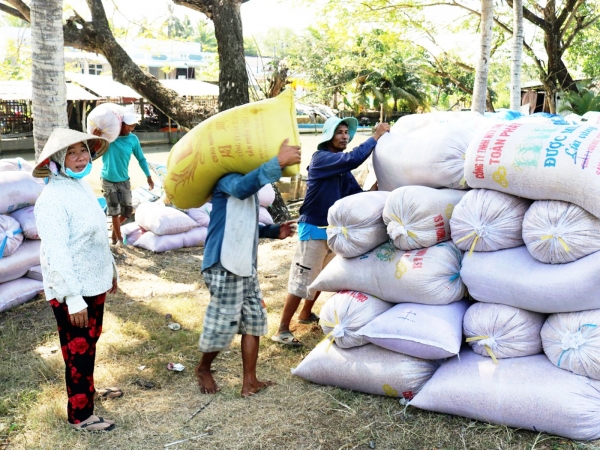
left=94, top=111, right=154, bottom=246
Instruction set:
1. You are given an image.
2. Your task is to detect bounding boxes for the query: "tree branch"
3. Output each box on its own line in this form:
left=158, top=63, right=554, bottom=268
left=0, top=2, right=26, bottom=21
left=503, top=0, right=548, bottom=30
left=4, top=0, right=30, bottom=22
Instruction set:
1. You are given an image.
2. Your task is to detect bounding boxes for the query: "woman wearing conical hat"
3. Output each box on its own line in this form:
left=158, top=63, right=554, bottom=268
left=33, top=128, right=122, bottom=432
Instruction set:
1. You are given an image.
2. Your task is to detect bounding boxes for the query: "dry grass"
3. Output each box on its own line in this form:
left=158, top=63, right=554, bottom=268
left=0, top=239, right=599, bottom=450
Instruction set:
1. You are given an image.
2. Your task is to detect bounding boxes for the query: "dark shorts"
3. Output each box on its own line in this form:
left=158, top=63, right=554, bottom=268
left=101, top=178, right=132, bottom=217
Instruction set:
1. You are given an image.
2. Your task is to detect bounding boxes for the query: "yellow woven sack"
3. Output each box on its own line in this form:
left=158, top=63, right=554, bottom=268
left=164, top=89, right=300, bottom=209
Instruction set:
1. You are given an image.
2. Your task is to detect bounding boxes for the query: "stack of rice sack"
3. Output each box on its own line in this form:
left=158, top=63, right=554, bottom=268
left=0, top=158, right=44, bottom=312
left=407, top=121, right=600, bottom=441
left=125, top=184, right=276, bottom=252
left=292, top=174, right=472, bottom=400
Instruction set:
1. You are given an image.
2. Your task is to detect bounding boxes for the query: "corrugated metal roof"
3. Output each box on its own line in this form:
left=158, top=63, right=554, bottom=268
left=66, top=73, right=142, bottom=99
left=0, top=80, right=99, bottom=101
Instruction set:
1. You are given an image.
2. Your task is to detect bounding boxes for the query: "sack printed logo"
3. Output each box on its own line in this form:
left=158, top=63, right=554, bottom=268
left=375, top=242, right=396, bottom=262
left=492, top=166, right=509, bottom=188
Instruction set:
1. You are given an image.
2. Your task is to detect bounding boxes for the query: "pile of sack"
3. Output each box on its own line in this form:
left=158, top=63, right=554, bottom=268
left=0, top=158, right=44, bottom=313
left=291, top=111, right=600, bottom=441
left=122, top=184, right=276, bottom=252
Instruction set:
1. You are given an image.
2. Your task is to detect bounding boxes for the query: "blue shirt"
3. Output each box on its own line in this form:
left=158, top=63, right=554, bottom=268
left=202, top=157, right=282, bottom=272
left=297, top=222, right=327, bottom=241
left=100, top=133, right=151, bottom=183
left=299, top=137, right=377, bottom=227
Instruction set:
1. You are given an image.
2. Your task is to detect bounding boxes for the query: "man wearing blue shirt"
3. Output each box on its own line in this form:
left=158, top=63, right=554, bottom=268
left=272, top=117, right=390, bottom=346
left=95, top=112, right=154, bottom=246
left=195, top=139, right=301, bottom=397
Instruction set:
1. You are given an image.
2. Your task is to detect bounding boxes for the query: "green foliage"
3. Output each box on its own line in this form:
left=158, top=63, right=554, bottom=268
left=559, top=88, right=600, bottom=115
left=0, top=39, right=31, bottom=80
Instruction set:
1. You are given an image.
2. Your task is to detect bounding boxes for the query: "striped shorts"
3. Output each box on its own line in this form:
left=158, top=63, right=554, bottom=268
left=199, top=266, right=267, bottom=353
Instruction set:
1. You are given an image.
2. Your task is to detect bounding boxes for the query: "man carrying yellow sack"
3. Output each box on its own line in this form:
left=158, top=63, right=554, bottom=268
left=272, top=117, right=390, bottom=346
left=195, top=139, right=301, bottom=397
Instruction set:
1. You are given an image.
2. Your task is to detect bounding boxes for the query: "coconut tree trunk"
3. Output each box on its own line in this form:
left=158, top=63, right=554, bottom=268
left=472, top=0, right=494, bottom=113
left=31, top=0, right=68, bottom=159
left=510, top=0, right=524, bottom=111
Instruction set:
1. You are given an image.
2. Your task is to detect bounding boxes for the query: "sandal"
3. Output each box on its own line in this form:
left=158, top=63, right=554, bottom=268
left=71, top=416, right=115, bottom=432
left=298, top=313, right=320, bottom=324
left=271, top=331, right=302, bottom=347
left=95, top=387, right=124, bottom=400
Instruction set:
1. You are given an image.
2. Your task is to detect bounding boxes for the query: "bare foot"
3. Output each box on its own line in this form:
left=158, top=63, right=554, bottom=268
left=241, top=379, right=275, bottom=397
left=195, top=363, right=220, bottom=394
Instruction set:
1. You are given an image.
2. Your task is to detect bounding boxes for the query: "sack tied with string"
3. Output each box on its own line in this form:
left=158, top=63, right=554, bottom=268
left=463, top=302, right=546, bottom=361
left=541, top=310, right=600, bottom=380
left=383, top=186, right=467, bottom=251
left=450, top=189, right=530, bottom=254
left=326, top=191, right=390, bottom=258
left=319, top=290, right=392, bottom=349
left=523, top=200, right=600, bottom=264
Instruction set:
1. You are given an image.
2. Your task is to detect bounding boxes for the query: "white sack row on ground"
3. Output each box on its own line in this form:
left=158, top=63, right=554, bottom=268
left=291, top=341, right=440, bottom=400
left=133, top=227, right=208, bottom=253
left=383, top=186, right=466, bottom=250
left=9, top=205, right=39, bottom=240
left=374, top=122, right=475, bottom=192
left=0, top=277, right=43, bottom=313
left=450, top=189, right=529, bottom=253
left=310, top=241, right=465, bottom=305
left=411, top=350, right=600, bottom=441
left=326, top=191, right=389, bottom=258
left=460, top=245, right=600, bottom=313
left=0, top=215, right=24, bottom=258
left=464, top=122, right=600, bottom=219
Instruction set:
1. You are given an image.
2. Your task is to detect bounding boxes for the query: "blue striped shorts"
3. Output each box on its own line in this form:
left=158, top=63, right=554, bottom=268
left=199, top=266, right=267, bottom=353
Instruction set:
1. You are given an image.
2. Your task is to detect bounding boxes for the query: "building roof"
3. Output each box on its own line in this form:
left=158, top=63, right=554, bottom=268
left=0, top=80, right=99, bottom=101
left=66, top=73, right=142, bottom=99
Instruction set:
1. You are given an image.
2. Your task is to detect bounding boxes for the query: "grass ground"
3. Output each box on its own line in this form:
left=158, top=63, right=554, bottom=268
left=1, top=237, right=598, bottom=450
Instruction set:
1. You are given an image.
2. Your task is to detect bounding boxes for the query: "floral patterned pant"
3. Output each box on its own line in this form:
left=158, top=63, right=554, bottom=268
left=50, top=294, right=105, bottom=424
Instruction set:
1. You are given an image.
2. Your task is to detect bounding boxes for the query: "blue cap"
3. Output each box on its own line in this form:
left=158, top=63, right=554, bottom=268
left=317, top=116, right=359, bottom=150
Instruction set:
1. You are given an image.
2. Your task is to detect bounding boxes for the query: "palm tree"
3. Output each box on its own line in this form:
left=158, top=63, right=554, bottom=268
left=559, top=89, right=600, bottom=115
left=31, top=0, right=68, bottom=158
left=472, top=0, right=494, bottom=113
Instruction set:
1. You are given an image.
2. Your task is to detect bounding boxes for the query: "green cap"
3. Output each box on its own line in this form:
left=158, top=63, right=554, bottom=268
left=317, top=116, right=359, bottom=150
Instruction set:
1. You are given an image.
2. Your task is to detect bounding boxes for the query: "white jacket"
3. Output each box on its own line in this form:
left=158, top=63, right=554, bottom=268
left=35, top=175, right=117, bottom=314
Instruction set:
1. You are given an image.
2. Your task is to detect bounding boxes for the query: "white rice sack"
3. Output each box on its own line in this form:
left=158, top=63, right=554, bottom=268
left=0, top=157, right=34, bottom=173
left=186, top=203, right=212, bottom=227
left=135, top=202, right=198, bottom=236
left=25, top=265, right=43, bottom=281
left=522, top=200, right=600, bottom=264
left=326, top=191, right=389, bottom=258
left=582, top=111, right=600, bottom=125
left=541, top=311, right=600, bottom=380
left=310, top=241, right=465, bottom=305
left=411, top=350, right=600, bottom=441
left=291, top=341, right=439, bottom=400
left=357, top=300, right=470, bottom=360
left=450, top=189, right=530, bottom=253
left=9, top=205, right=39, bottom=240
left=0, top=239, right=40, bottom=284
left=182, top=226, right=207, bottom=247
left=463, top=302, right=545, bottom=360
left=86, top=102, right=125, bottom=143
left=461, top=245, right=600, bottom=313
left=383, top=186, right=467, bottom=250
left=0, top=171, right=44, bottom=214
left=258, top=207, right=274, bottom=225
left=0, top=215, right=24, bottom=257
left=319, top=291, right=392, bottom=349
left=258, top=184, right=275, bottom=207
left=121, top=222, right=145, bottom=246
left=0, top=277, right=44, bottom=313
left=134, top=227, right=207, bottom=252
left=464, top=122, right=600, bottom=219
left=373, top=122, right=476, bottom=192
left=390, top=111, right=487, bottom=136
